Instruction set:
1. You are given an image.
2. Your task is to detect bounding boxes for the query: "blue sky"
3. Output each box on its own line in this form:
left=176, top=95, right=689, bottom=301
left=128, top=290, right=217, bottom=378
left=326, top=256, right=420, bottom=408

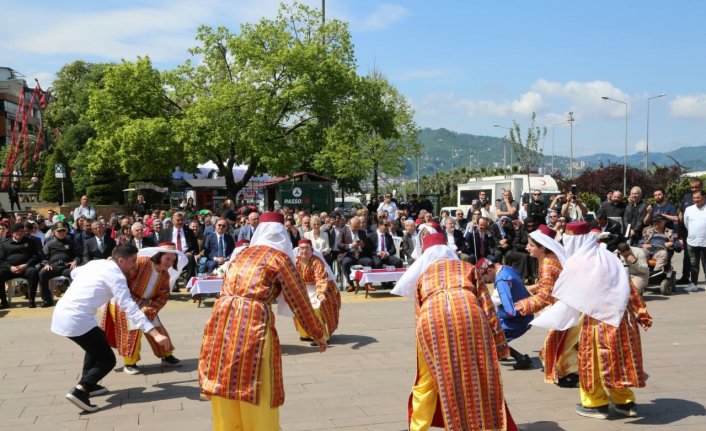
left=3, top=0, right=706, bottom=158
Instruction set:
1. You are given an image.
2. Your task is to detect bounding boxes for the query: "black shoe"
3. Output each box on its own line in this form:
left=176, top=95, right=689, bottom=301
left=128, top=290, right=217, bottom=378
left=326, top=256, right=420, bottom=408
left=28, top=300, right=36, bottom=309
left=85, top=383, right=109, bottom=397
left=575, top=404, right=609, bottom=419
left=678, top=275, right=691, bottom=284
left=614, top=401, right=637, bottom=417
left=512, top=354, right=533, bottom=370
left=299, top=336, right=313, bottom=342
left=161, top=355, right=182, bottom=367
left=0, top=301, right=10, bottom=310
left=557, top=373, right=580, bottom=388
left=40, top=301, right=54, bottom=308
left=65, top=387, right=99, bottom=412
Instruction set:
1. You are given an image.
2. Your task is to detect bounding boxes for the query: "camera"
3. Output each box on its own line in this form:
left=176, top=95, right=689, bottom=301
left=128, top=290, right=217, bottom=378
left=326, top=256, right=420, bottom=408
left=570, top=184, right=577, bottom=200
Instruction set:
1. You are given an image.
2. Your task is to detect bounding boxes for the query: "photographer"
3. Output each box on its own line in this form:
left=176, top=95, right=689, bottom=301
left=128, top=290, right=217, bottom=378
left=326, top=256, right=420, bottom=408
left=616, top=242, right=649, bottom=295
left=560, top=187, right=588, bottom=222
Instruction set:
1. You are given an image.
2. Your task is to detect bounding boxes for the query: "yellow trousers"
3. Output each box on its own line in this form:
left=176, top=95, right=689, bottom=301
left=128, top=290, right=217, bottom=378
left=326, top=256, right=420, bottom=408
left=108, top=303, right=172, bottom=366
left=410, top=343, right=437, bottom=431
left=211, top=329, right=279, bottom=431
left=579, top=333, right=635, bottom=408
left=557, top=325, right=581, bottom=377
left=293, top=308, right=328, bottom=340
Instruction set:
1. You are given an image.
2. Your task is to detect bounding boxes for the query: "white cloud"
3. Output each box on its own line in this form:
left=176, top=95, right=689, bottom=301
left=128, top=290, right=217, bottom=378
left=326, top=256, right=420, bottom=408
left=511, top=91, right=546, bottom=116
left=359, top=4, right=409, bottom=31
left=532, top=78, right=630, bottom=118
left=30, top=72, right=55, bottom=89
left=635, top=139, right=647, bottom=152
left=669, top=94, right=706, bottom=118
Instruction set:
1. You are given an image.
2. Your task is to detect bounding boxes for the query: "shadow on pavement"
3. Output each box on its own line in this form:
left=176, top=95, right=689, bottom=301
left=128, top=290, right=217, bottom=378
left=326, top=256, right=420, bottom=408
left=518, top=421, right=567, bottom=431
left=628, top=398, right=706, bottom=425
left=281, top=344, right=321, bottom=356
left=328, top=333, right=378, bottom=350
left=642, top=295, right=670, bottom=302
left=87, top=379, right=201, bottom=414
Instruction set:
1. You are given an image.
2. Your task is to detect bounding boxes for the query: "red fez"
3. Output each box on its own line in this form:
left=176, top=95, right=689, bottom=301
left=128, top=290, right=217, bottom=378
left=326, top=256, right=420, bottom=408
left=158, top=242, right=177, bottom=250
left=537, top=224, right=557, bottom=239
left=566, top=221, right=591, bottom=235
left=298, top=239, right=312, bottom=246
left=235, top=239, right=250, bottom=247
left=591, top=228, right=602, bottom=234
left=260, top=211, right=284, bottom=224
left=428, top=221, right=442, bottom=233
left=422, top=232, right=446, bottom=251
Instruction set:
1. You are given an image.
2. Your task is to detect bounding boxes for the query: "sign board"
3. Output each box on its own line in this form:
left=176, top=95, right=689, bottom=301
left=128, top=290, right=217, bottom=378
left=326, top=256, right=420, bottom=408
left=54, top=164, right=66, bottom=179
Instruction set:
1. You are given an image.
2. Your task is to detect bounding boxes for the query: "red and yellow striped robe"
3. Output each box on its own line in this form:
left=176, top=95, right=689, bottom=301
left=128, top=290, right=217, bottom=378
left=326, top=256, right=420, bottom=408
left=198, top=245, right=324, bottom=407
left=99, top=256, right=173, bottom=357
left=295, top=255, right=341, bottom=336
left=579, top=283, right=652, bottom=392
left=413, top=259, right=510, bottom=430
left=515, top=255, right=579, bottom=383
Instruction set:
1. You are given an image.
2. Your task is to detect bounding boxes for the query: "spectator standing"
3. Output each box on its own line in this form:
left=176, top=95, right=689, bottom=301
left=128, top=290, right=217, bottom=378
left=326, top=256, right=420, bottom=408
left=132, top=193, right=151, bottom=218
left=623, top=186, right=648, bottom=246
left=644, top=188, right=677, bottom=229
left=678, top=178, right=704, bottom=284
left=497, top=190, right=520, bottom=220
left=528, top=190, right=548, bottom=225
left=72, top=195, right=96, bottom=222
left=561, top=190, right=588, bottom=222
left=683, top=189, right=706, bottom=292
left=418, top=194, right=434, bottom=215
left=377, top=194, right=398, bottom=222
left=8, top=182, right=21, bottom=211
left=599, top=190, right=626, bottom=218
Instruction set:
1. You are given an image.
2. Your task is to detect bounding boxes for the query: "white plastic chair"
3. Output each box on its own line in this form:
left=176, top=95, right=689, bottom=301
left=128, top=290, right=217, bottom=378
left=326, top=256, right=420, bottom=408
left=49, top=276, right=71, bottom=297
left=392, top=236, right=403, bottom=258
left=4, top=278, right=27, bottom=304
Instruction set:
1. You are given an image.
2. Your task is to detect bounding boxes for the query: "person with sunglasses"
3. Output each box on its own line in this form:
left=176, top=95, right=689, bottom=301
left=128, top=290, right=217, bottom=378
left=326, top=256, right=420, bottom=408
left=529, top=190, right=548, bottom=225
left=203, top=218, right=235, bottom=274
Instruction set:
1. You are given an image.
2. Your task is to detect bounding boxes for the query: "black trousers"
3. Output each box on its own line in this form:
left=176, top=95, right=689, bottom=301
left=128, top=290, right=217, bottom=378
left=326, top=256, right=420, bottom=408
left=68, top=326, right=116, bottom=389
left=0, top=267, right=39, bottom=303
left=39, top=266, right=72, bottom=302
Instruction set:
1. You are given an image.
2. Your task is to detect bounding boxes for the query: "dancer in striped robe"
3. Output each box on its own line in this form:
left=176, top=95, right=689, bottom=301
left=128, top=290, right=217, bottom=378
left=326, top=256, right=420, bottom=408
left=515, top=225, right=580, bottom=387
left=392, top=232, right=516, bottom=431
left=198, top=212, right=326, bottom=431
left=99, top=242, right=187, bottom=374
left=293, top=239, right=341, bottom=342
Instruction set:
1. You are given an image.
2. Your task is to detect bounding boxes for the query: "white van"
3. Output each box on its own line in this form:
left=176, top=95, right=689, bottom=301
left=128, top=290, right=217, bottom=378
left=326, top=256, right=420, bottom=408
left=456, top=174, right=560, bottom=216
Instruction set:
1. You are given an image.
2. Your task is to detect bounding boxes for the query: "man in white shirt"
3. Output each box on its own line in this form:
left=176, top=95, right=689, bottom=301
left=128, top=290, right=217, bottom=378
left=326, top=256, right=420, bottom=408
left=72, top=195, right=96, bottom=222
left=377, top=194, right=398, bottom=222
left=684, top=189, right=706, bottom=292
left=51, top=244, right=170, bottom=413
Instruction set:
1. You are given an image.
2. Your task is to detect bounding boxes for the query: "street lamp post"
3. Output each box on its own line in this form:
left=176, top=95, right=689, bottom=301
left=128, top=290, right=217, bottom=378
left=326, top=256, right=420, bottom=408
left=552, top=122, right=567, bottom=174
left=601, top=96, right=629, bottom=195
left=567, top=112, right=575, bottom=178
left=646, top=93, right=666, bottom=170
left=493, top=124, right=512, bottom=172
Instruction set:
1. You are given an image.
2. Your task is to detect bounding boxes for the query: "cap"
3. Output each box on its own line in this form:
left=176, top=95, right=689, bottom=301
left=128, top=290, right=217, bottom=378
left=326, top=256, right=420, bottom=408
left=260, top=212, right=284, bottom=224
left=298, top=239, right=313, bottom=246
left=52, top=221, right=68, bottom=232
left=158, top=242, right=177, bottom=250
left=537, top=224, right=557, bottom=239
left=475, top=256, right=495, bottom=272
left=565, top=221, right=591, bottom=235
left=422, top=232, right=446, bottom=251
left=652, top=213, right=667, bottom=223
left=235, top=239, right=250, bottom=247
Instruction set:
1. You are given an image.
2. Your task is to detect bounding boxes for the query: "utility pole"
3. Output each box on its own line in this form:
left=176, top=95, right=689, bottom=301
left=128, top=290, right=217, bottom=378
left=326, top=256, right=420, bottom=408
left=568, top=112, right=575, bottom=178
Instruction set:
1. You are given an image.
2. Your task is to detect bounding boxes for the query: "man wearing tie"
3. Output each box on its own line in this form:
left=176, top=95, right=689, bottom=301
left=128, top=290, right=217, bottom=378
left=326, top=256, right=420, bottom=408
left=83, top=221, right=116, bottom=263
left=129, top=223, right=155, bottom=250
left=162, top=212, right=198, bottom=289
left=203, top=218, right=235, bottom=274
left=364, top=219, right=403, bottom=270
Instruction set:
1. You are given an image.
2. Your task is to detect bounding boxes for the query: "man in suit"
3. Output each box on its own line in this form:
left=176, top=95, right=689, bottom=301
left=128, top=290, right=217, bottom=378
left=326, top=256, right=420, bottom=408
left=162, top=212, right=198, bottom=289
left=237, top=212, right=260, bottom=242
left=589, top=209, right=623, bottom=252
left=82, top=221, right=116, bottom=263
left=443, top=217, right=469, bottom=261
left=320, top=214, right=338, bottom=267
left=400, top=219, right=417, bottom=265
left=147, top=218, right=165, bottom=244
left=364, top=219, right=403, bottom=270
left=338, top=216, right=373, bottom=292
left=129, top=223, right=155, bottom=250
left=203, top=218, right=235, bottom=274
left=464, top=217, right=497, bottom=264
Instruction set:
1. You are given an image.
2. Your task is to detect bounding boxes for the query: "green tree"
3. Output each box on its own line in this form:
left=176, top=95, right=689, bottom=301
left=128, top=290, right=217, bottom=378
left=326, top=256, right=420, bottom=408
left=169, top=3, right=357, bottom=200
left=509, top=112, right=546, bottom=188
left=316, top=73, right=418, bottom=198
left=40, top=146, right=74, bottom=204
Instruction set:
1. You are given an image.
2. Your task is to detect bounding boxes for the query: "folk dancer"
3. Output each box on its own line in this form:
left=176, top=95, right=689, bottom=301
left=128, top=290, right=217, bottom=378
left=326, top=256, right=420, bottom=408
left=532, top=222, right=652, bottom=419
left=293, top=239, right=341, bottom=344
left=51, top=244, right=171, bottom=412
left=198, top=212, right=327, bottom=430
left=392, top=232, right=517, bottom=431
left=514, top=224, right=580, bottom=387
left=100, top=242, right=187, bottom=375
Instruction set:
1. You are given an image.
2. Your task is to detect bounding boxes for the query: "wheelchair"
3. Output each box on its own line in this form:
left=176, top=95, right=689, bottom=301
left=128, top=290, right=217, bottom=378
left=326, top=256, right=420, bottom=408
left=644, top=249, right=678, bottom=296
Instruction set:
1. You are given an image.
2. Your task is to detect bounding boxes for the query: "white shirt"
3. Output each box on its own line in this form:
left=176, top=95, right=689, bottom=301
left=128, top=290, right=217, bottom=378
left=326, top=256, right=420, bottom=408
left=446, top=231, right=457, bottom=251
left=51, top=260, right=155, bottom=337
left=171, top=227, right=187, bottom=250
left=684, top=203, right=706, bottom=247
left=377, top=202, right=398, bottom=222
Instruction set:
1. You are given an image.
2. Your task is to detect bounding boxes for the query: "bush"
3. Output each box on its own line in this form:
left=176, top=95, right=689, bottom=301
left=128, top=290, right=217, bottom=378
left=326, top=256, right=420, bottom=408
left=86, top=184, right=123, bottom=204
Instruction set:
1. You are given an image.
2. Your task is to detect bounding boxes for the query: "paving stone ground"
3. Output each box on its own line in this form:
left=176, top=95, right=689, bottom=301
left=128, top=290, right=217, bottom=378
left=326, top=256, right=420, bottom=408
left=1, top=259, right=705, bottom=431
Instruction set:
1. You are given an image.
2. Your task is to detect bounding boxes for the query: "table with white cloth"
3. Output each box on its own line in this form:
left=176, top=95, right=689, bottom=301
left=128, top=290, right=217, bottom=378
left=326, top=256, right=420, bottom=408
left=349, top=268, right=407, bottom=298
left=186, top=277, right=223, bottom=307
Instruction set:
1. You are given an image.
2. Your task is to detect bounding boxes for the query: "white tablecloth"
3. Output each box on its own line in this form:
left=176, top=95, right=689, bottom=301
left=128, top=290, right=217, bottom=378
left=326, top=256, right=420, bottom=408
left=187, top=278, right=223, bottom=296
left=350, top=270, right=406, bottom=285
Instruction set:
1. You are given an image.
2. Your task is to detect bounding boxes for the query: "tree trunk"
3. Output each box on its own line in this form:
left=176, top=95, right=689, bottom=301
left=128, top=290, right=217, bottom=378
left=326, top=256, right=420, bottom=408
left=372, top=161, right=379, bottom=201
left=221, top=159, right=258, bottom=202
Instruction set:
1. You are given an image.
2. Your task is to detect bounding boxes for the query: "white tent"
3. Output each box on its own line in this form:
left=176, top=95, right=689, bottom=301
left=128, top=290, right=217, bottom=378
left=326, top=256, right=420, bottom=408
left=172, top=162, right=271, bottom=182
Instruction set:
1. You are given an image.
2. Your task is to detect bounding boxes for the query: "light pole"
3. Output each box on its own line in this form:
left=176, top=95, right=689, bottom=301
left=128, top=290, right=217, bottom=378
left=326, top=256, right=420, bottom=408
left=493, top=124, right=512, bottom=172
left=567, top=112, right=575, bottom=178
left=552, top=121, right=567, bottom=174
left=602, top=96, right=629, bottom=195
left=646, top=93, right=666, bottom=170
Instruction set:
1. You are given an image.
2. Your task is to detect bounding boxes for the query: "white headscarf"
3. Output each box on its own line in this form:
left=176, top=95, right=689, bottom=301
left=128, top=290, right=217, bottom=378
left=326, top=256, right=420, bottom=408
left=532, top=231, right=630, bottom=329
left=411, top=224, right=439, bottom=260
left=137, top=247, right=188, bottom=288
left=529, top=230, right=566, bottom=264
left=249, top=221, right=296, bottom=264
left=391, top=244, right=459, bottom=299
left=293, top=246, right=335, bottom=282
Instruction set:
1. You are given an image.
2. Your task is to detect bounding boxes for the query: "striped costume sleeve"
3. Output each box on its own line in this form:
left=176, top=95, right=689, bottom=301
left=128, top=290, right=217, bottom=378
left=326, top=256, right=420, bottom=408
left=278, top=255, right=324, bottom=339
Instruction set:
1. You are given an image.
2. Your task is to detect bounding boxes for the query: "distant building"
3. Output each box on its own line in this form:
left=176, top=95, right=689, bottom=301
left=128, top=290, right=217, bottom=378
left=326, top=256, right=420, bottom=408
left=0, top=67, right=43, bottom=147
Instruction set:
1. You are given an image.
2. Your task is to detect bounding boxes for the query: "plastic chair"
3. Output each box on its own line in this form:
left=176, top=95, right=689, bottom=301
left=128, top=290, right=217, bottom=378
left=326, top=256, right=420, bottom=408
left=393, top=236, right=403, bottom=258
left=4, top=278, right=27, bottom=304
left=49, top=276, right=71, bottom=297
